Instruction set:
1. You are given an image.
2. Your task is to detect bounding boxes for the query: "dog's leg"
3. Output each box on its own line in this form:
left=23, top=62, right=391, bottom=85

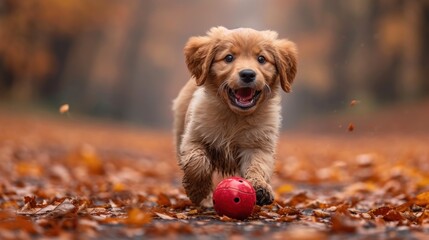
left=179, top=144, right=213, bottom=205
left=240, top=150, right=275, bottom=206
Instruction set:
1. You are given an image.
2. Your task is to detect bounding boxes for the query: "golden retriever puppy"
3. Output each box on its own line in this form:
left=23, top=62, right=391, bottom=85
left=173, top=26, right=297, bottom=206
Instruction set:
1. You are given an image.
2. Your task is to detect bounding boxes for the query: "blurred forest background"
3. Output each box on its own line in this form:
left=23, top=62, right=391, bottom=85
left=0, top=0, right=428, bottom=130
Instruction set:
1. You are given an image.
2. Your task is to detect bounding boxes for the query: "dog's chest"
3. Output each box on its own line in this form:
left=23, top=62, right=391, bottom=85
left=197, top=106, right=280, bottom=153
left=200, top=116, right=278, bottom=175
left=188, top=87, right=280, bottom=154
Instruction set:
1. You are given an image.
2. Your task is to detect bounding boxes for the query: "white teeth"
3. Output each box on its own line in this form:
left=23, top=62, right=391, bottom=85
left=228, top=88, right=260, bottom=109
left=235, top=98, right=254, bottom=108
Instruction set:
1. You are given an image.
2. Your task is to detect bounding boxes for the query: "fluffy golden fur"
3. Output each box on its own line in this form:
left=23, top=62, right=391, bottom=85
left=173, top=26, right=297, bottom=206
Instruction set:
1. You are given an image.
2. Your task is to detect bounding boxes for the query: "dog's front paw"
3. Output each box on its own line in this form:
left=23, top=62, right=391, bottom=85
left=254, top=185, right=274, bottom=206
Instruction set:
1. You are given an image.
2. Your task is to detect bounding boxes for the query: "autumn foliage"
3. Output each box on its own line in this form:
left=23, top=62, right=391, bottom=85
left=0, top=110, right=428, bottom=239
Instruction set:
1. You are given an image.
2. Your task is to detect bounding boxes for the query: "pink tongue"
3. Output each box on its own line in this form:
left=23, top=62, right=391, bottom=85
left=235, top=88, right=254, bottom=102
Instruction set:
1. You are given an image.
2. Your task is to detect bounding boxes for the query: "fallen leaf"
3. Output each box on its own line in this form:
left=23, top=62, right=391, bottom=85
left=219, top=215, right=234, bottom=222
left=156, top=193, right=171, bottom=207
left=287, top=192, right=309, bottom=207
left=350, top=100, right=359, bottom=107
left=0, top=211, right=38, bottom=234
left=175, top=212, right=188, bottom=219
left=113, top=182, right=126, bottom=192
left=59, top=104, right=70, bottom=114
left=276, top=184, right=295, bottom=195
left=348, top=123, right=355, bottom=132
left=370, top=206, right=392, bottom=217
left=383, top=209, right=404, bottom=221
left=313, top=209, right=331, bottom=218
left=415, top=192, right=429, bottom=206
left=78, top=145, right=104, bottom=174
left=15, top=162, right=43, bottom=177
left=331, top=213, right=357, bottom=233
left=188, top=209, right=198, bottom=215
left=155, top=212, right=175, bottom=220
left=125, top=208, right=152, bottom=226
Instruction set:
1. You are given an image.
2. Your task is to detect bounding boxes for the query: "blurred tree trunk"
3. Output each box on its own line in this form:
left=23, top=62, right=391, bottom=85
left=420, top=3, right=429, bottom=96
left=113, top=1, right=152, bottom=120
left=114, top=1, right=168, bottom=127
left=326, top=1, right=353, bottom=108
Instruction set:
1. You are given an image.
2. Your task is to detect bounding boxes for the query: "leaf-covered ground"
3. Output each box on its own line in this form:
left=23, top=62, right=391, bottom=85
left=0, top=109, right=428, bottom=239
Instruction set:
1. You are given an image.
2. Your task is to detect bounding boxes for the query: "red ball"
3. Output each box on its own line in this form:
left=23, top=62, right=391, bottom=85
left=212, top=177, right=256, bottom=220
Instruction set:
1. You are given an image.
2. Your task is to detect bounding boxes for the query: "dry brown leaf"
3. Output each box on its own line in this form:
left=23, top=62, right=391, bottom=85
left=370, top=206, right=392, bottom=217
left=59, top=104, right=70, bottom=114
left=287, top=192, right=309, bottom=207
left=274, top=227, right=328, bottom=240
left=15, top=162, right=43, bottom=177
left=155, top=212, right=175, bottom=220
left=125, top=208, right=152, bottom=226
left=175, top=213, right=188, bottom=219
left=78, top=145, right=104, bottom=174
left=347, top=123, right=355, bottom=132
left=383, top=210, right=404, bottom=221
left=313, top=209, right=331, bottom=218
left=276, top=184, right=295, bottom=195
left=187, top=209, right=198, bottom=215
left=219, top=215, right=234, bottom=222
left=331, top=214, right=357, bottom=233
left=0, top=211, right=38, bottom=234
left=156, top=193, right=171, bottom=207
left=415, top=192, right=429, bottom=206
left=350, top=100, right=359, bottom=107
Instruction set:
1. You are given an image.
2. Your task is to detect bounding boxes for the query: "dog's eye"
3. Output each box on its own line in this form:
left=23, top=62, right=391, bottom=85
left=257, top=56, right=266, bottom=64
left=224, top=54, right=234, bottom=63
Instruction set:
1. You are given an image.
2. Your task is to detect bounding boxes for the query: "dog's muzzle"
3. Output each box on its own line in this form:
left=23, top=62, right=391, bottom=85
left=228, top=87, right=262, bottom=109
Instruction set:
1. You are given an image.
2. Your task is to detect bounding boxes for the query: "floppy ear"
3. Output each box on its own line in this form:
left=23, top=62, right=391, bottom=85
left=274, top=40, right=298, bottom=92
left=184, top=36, right=217, bottom=86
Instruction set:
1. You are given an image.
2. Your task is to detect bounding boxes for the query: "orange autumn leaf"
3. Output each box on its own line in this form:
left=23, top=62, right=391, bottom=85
left=15, top=162, right=43, bottom=177
left=156, top=193, right=171, bottom=207
left=78, top=145, right=104, bottom=174
left=112, top=182, right=126, bottom=192
left=59, top=104, right=70, bottom=114
left=125, top=208, right=152, bottom=226
left=0, top=212, right=38, bottom=234
left=219, top=215, right=234, bottom=222
left=330, top=213, right=357, bottom=233
left=155, top=212, right=175, bottom=220
left=276, top=184, right=295, bottom=195
left=417, top=177, right=429, bottom=188
left=347, top=123, right=355, bottom=132
left=350, top=99, right=359, bottom=107
left=287, top=192, right=309, bottom=207
left=370, top=206, right=392, bottom=217
left=415, top=192, right=429, bottom=206
left=383, top=210, right=404, bottom=221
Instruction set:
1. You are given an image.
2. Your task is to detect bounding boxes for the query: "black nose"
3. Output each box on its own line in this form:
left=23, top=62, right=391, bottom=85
left=239, top=69, right=256, bottom=83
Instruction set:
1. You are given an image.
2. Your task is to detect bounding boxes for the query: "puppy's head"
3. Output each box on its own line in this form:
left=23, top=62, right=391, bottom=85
left=184, top=26, right=297, bottom=115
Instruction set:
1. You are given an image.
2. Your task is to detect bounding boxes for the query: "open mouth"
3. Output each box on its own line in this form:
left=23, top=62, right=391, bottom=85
left=228, top=87, right=262, bottom=109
